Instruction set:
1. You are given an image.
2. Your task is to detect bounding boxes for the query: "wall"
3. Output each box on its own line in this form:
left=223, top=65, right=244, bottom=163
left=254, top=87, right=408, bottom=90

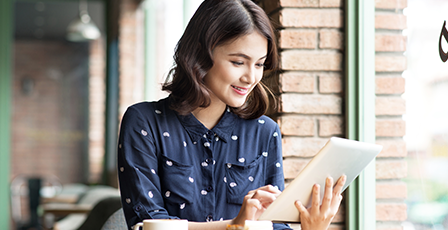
left=118, top=0, right=146, bottom=117
left=259, top=0, right=408, bottom=229
left=374, top=0, right=408, bottom=229
left=12, top=40, right=89, bottom=184
left=88, top=38, right=106, bottom=183
left=259, top=0, right=345, bottom=229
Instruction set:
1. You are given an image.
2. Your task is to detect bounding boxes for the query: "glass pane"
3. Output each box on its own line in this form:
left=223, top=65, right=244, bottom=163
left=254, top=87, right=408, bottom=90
left=11, top=1, right=105, bottom=228
left=404, top=0, right=448, bottom=229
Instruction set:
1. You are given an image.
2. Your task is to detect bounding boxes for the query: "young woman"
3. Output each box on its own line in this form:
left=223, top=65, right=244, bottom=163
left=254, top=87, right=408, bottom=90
left=117, top=0, right=346, bottom=229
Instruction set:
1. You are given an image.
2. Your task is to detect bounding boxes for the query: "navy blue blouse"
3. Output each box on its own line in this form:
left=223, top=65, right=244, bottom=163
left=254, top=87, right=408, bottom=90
left=117, top=97, right=291, bottom=229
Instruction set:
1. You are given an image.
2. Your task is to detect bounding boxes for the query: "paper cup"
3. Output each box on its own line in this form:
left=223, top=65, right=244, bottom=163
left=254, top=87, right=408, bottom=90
left=133, top=219, right=188, bottom=230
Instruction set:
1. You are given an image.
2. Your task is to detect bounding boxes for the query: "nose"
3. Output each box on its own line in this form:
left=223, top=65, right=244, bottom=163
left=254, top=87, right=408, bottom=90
left=241, top=66, right=257, bottom=85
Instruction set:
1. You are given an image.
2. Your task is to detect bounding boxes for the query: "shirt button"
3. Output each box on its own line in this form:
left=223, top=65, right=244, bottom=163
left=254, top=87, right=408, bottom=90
left=135, top=205, right=142, bottom=211
left=207, top=186, right=213, bottom=192
left=206, top=215, right=213, bottom=222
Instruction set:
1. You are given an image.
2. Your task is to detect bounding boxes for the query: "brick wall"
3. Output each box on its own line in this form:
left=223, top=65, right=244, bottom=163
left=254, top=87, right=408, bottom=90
left=375, top=0, right=408, bottom=229
left=259, top=0, right=408, bottom=229
left=88, top=38, right=106, bottom=183
left=259, top=0, right=345, bottom=229
left=118, top=0, right=145, bottom=117
left=12, top=41, right=89, bottom=184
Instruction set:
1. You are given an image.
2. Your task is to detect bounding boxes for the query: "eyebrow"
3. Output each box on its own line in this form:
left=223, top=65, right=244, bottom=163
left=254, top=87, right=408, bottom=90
left=228, top=53, right=267, bottom=61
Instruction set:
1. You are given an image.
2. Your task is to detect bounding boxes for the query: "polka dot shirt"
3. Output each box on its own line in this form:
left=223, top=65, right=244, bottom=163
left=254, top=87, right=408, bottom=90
left=117, top=97, right=290, bottom=229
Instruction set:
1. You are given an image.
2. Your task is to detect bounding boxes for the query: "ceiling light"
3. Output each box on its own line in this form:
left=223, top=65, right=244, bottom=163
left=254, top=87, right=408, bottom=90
left=66, top=0, right=100, bottom=42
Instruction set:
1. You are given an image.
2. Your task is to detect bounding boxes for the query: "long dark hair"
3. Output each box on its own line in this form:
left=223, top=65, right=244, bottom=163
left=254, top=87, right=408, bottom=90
left=162, top=0, right=278, bottom=119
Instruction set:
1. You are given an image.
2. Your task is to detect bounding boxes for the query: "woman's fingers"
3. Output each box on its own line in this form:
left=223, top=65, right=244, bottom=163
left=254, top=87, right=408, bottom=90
left=333, top=175, right=346, bottom=196
left=294, top=200, right=307, bottom=221
left=246, top=197, right=263, bottom=211
left=331, top=175, right=346, bottom=208
left=251, top=189, right=277, bottom=208
left=310, top=184, right=321, bottom=215
left=320, top=177, right=334, bottom=212
left=248, top=184, right=281, bottom=197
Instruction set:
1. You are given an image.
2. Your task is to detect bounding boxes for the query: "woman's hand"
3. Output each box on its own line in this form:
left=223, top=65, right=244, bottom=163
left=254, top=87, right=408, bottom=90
left=295, top=175, right=347, bottom=230
left=232, top=185, right=281, bottom=225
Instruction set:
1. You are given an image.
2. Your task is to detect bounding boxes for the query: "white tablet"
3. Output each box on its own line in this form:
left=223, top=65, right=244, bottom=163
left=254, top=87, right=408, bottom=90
left=258, top=137, right=382, bottom=223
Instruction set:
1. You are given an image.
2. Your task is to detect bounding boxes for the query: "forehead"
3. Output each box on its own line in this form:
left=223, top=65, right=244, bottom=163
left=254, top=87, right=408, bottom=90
left=214, top=31, right=268, bottom=58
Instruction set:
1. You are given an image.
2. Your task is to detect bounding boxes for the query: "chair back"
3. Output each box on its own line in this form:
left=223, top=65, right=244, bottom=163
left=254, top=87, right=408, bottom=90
left=101, top=208, right=127, bottom=230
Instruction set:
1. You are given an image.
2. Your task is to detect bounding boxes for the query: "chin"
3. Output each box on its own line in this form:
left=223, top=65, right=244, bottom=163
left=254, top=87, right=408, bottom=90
left=227, top=101, right=246, bottom=108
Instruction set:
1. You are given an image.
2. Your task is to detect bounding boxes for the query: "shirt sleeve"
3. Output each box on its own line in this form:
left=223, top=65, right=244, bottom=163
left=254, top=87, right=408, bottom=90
left=117, top=106, right=179, bottom=229
left=266, top=124, right=293, bottom=230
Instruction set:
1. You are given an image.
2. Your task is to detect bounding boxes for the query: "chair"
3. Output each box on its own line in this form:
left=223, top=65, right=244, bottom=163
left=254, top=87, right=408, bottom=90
left=46, top=186, right=120, bottom=230
left=101, top=208, right=127, bottom=230
left=77, top=196, right=123, bottom=230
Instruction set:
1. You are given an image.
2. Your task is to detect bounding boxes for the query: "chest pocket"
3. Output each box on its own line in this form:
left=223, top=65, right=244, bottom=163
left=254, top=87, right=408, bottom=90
left=225, top=155, right=264, bottom=204
left=159, top=155, right=195, bottom=206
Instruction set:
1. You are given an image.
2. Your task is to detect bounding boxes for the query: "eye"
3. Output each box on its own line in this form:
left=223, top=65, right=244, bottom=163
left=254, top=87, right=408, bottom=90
left=231, top=61, right=244, bottom=66
left=256, top=63, right=266, bottom=68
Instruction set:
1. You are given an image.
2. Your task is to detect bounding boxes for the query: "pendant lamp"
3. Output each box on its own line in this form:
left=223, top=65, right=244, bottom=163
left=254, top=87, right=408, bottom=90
left=66, top=0, right=100, bottom=42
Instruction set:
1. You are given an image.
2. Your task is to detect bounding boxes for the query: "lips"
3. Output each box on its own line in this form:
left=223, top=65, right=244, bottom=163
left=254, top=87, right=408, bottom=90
left=231, top=85, right=249, bottom=95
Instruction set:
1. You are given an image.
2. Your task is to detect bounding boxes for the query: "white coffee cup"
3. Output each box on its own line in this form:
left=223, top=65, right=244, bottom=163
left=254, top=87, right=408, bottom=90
left=133, top=219, right=188, bottom=230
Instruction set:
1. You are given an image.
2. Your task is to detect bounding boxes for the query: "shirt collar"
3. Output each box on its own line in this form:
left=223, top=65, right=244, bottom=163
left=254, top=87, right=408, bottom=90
left=176, top=108, right=237, bottom=143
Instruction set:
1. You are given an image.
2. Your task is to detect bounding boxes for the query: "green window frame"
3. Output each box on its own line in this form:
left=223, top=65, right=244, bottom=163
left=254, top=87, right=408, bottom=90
left=345, top=0, right=376, bottom=229
left=0, top=0, right=13, bottom=229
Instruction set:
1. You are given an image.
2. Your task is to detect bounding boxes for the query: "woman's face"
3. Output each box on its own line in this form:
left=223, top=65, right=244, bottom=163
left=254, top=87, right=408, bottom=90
left=204, top=31, right=268, bottom=109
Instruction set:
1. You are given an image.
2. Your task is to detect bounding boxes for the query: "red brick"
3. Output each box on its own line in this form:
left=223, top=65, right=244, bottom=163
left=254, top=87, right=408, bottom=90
left=282, top=137, right=328, bottom=157
left=376, top=181, right=407, bottom=199
left=282, top=51, right=343, bottom=71
left=376, top=139, right=407, bottom=158
left=375, top=34, right=407, bottom=52
left=319, top=0, right=343, bottom=8
left=280, top=0, right=319, bottom=7
left=375, top=0, right=407, bottom=10
left=283, top=158, right=311, bottom=179
left=376, top=203, right=407, bottom=221
left=376, top=160, right=407, bottom=179
left=281, top=94, right=342, bottom=114
left=376, top=119, right=406, bottom=137
left=375, top=13, right=407, bottom=30
left=280, top=9, right=343, bottom=28
left=376, top=96, right=406, bottom=115
left=280, top=29, right=317, bottom=49
left=376, top=224, right=404, bottom=230
left=279, top=116, right=315, bottom=136
left=318, top=116, right=344, bottom=137
left=319, top=29, right=344, bottom=50
left=376, top=76, right=405, bottom=95
left=375, top=55, right=407, bottom=72
left=318, top=73, right=342, bottom=93
left=280, top=73, right=315, bottom=93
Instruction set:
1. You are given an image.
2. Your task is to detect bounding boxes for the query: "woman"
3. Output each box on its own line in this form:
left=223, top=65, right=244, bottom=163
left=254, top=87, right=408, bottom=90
left=117, top=0, right=346, bottom=229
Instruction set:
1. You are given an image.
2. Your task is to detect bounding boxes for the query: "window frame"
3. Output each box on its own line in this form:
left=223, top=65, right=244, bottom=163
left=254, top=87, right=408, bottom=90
left=345, top=0, right=376, bottom=229
left=0, top=0, right=12, bottom=228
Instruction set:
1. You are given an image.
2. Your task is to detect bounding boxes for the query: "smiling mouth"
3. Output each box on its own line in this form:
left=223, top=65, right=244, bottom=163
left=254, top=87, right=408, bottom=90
left=231, top=85, right=249, bottom=95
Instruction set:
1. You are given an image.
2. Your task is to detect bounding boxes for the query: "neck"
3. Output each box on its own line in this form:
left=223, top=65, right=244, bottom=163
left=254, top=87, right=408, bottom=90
left=192, top=99, right=226, bottom=130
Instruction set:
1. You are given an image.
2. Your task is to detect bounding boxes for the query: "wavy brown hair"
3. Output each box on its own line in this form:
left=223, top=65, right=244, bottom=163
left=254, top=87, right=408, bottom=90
left=162, top=0, right=278, bottom=119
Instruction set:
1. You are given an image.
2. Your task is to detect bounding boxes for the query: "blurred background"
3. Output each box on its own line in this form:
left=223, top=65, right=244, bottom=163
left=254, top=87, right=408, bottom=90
left=7, top=0, right=202, bottom=229
left=403, top=0, right=448, bottom=229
